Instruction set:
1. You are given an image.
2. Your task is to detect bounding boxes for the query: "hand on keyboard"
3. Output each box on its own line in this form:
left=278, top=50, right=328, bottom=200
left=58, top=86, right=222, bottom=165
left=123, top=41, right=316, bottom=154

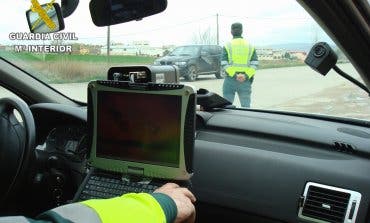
left=154, top=183, right=196, bottom=223
left=80, top=175, right=159, bottom=200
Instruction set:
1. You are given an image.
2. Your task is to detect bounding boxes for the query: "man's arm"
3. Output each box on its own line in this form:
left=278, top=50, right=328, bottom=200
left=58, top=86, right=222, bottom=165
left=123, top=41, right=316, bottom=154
left=249, top=49, right=259, bottom=70
left=221, top=46, right=229, bottom=66
left=0, top=183, right=196, bottom=223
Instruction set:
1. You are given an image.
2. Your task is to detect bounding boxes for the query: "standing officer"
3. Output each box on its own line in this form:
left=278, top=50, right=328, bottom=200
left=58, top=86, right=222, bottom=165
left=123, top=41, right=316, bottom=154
left=222, top=23, right=258, bottom=108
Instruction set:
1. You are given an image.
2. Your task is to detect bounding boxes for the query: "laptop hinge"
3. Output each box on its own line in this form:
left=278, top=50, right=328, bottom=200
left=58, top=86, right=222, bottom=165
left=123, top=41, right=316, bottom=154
left=127, top=166, right=144, bottom=176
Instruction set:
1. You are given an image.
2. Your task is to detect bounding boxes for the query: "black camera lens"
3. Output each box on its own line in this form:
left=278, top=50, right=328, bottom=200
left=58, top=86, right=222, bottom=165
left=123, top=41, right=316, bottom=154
left=314, top=45, right=327, bottom=58
left=305, top=42, right=338, bottom=75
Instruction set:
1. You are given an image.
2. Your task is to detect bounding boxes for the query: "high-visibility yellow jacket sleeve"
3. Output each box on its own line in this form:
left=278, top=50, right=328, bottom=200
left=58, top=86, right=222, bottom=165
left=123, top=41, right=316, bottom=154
left=82, top=193, right=175, bottom=223
left=0, top=193, right=177, bottom=223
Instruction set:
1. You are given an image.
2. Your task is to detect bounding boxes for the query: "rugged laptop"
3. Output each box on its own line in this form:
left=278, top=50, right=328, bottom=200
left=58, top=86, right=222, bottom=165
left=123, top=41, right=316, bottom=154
left=73, top=80, right=196, bottom=201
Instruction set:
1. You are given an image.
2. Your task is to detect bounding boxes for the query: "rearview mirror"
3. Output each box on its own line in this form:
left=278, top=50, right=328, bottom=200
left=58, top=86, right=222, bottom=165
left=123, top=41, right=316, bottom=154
left=61, top=0, right=80, bottom=18
left=89, top=0, right=168, bottom=27
left=26, top=3, right=65, bottom=33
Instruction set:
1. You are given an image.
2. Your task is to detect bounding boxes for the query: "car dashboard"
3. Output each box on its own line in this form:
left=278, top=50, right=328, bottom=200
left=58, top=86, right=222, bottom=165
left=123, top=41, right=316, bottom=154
left=28, top=103, right=370, bottom=223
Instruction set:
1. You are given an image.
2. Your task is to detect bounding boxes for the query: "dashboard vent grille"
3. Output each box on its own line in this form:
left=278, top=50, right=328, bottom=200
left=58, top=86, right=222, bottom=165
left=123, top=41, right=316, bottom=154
left=333, top=141, right=355, bottom=153
left=302, top=185, right=350, bottom=223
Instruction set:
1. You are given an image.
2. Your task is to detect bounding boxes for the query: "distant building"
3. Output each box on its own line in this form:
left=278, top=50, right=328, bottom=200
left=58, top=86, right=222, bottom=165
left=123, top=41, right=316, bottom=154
left=256, top=48, right=274, bottom=60
left=141, top=47, right=166, bottom=57
left=101, top=42, right=165, bottom=57
left=256, top=48, right=286, bottom=60
left=288, top=51, right=307, bottom=61
left=272, top=49, right=285, bottom=60
left=72, top=44, right=102, bottom=55
left=132, top=41, right=150, bottom=47
left=256, top=48, right=308, bottom=61
left=80, top=48, right=89, bottom=55
left=101, top=44, right=138, bottom=56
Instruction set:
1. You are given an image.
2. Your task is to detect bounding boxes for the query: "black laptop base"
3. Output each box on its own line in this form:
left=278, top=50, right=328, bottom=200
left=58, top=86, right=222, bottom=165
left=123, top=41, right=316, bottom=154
left=73, top=168, right=192, bottom=202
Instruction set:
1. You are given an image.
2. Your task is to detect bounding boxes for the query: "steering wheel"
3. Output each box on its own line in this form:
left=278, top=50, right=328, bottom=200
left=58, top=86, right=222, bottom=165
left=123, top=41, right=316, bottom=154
left=0, top=97, right=35, bottom=204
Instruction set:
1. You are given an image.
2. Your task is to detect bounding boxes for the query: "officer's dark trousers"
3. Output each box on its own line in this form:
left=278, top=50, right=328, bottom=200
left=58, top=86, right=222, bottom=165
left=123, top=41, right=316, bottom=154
left=222, top=75, right=254, bottom=108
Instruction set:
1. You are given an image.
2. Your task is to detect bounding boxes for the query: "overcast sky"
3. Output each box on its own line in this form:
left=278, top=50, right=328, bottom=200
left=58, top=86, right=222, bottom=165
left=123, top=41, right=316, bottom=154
left=1, top=0, right=332, bottom=47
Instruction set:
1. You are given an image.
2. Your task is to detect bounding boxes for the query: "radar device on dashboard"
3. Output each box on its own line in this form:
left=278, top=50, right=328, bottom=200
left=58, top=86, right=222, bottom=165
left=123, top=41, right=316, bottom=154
left=108, top=66, right=180, bottom=83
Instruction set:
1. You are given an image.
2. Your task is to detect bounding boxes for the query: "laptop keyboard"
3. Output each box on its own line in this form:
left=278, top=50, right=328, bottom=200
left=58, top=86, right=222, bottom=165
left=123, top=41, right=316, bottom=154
left=79, top=175, right=159, bottom=201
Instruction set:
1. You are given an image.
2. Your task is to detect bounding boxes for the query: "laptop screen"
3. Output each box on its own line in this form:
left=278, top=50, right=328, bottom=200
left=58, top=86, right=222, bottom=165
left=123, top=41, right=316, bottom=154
left=96, top=91, right=182, bottom=167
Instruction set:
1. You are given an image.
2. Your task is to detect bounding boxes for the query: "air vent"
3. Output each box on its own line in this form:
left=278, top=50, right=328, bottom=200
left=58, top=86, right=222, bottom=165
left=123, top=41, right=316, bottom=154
left=303, top=186, right=350, bottom=222
left=333, top=141, right=355, bottom=153
left=298, top=182, right=361, bottom=223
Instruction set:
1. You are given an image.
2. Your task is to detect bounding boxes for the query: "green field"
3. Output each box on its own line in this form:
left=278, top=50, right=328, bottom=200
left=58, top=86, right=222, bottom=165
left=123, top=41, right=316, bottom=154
left=0, top=51, right=156, bottom=83
left=259, top=60, right=305, bottom=69
left=0, top=51, right=155, bottom=64
left=0, top=51, right=305, bottom=83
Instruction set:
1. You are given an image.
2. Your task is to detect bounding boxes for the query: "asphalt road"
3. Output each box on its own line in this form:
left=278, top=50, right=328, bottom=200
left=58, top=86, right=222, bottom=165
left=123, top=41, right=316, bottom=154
left=50, top=63, right=356, bottom=106
left=188, top=64, right=355, bottom=108
left=1, top=63, right=369, bottom=120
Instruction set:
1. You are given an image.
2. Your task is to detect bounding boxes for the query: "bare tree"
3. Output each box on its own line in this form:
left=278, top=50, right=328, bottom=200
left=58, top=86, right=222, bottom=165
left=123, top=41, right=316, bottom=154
left=191, top=27, right=217, bottom=45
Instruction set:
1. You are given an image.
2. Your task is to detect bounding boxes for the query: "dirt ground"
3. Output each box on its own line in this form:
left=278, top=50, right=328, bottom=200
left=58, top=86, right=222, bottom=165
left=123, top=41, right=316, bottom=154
left=271, top=82, right=370, bottom=120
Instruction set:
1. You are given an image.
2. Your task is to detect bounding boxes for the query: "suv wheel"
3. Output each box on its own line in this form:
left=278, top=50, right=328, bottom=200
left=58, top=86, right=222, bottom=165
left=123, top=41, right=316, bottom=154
left=185, top=65, right=198, bottom=82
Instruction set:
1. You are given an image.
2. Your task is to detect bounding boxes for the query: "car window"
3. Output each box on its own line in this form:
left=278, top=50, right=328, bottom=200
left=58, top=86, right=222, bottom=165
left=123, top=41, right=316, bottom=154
left=0, top=0, right=369, bottom=121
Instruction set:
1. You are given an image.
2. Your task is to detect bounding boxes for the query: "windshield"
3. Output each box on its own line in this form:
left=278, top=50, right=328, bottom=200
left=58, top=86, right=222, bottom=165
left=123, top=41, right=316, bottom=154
left=169, top=46, right=199, bottom=56
left=1, top=0, right=369, bottom=121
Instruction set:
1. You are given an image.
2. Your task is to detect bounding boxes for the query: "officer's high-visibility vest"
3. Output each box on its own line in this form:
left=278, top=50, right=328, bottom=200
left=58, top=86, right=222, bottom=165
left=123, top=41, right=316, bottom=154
left=225, top=38, right=256, bottom=78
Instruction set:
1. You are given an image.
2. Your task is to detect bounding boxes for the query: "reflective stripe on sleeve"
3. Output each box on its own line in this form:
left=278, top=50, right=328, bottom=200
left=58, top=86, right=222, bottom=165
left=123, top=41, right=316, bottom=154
left=0, top=217, right=30, bottom=223
left=46, top=203, right=102, bottom=223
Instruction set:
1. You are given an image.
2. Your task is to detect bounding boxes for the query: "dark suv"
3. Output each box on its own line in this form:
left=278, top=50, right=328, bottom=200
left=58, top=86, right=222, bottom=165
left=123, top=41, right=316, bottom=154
left=154, top=45, right=223, bottom=81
